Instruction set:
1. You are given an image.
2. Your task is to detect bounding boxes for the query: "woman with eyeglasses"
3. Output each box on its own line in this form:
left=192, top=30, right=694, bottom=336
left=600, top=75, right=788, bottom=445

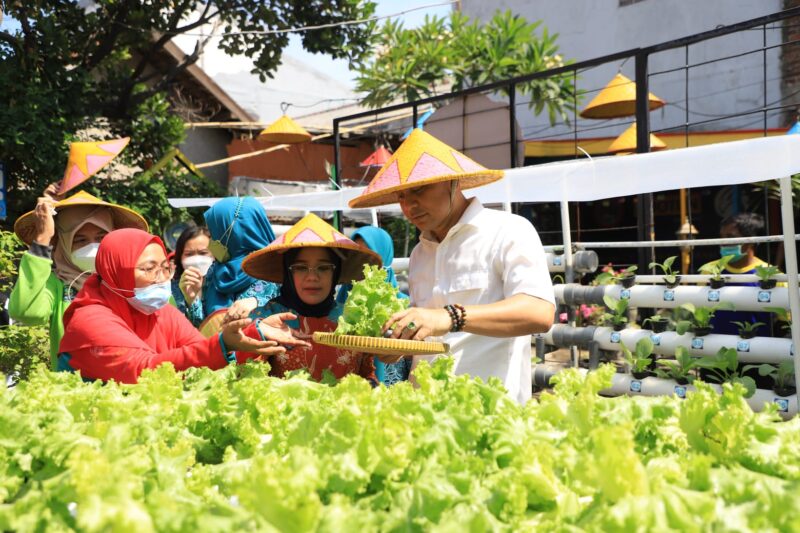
left=57, top=228, right=310, bottom=383
left=9, top=185, right=147, bottom=369
left=238, top=214, right=382, bottom=382
left=171, top=225, right=213, bottom=326
left=196, top=197, right=280, bottom=332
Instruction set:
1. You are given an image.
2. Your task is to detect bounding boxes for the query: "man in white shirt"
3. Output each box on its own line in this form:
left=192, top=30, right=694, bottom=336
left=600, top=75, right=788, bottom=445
left=349, top=129, right=555, bottom=403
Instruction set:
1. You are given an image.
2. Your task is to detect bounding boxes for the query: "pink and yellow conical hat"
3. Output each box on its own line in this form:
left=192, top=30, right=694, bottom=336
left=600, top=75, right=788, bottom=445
left=348, top=129, right=504, bottom=208
left=242, top=213, right=381, bottom=283
left=60, top=137, right=130, bottom=194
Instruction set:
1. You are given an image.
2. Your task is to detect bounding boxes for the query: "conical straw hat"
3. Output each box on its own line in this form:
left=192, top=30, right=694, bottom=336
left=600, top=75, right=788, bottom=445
left=242, top=213, right=381, bottom=283
left=14, top=190, right=148, bottom=245
left=607, top=123, right=667, bottom=154
left=258, top=115, right=312, bottom=144
left=348, top=129, right=504, bottom=208
left=359, top=145, right=393, bottom=168
left=580, top=73, right=665, bottom=119
left=60, top=137, right=130, bottom=194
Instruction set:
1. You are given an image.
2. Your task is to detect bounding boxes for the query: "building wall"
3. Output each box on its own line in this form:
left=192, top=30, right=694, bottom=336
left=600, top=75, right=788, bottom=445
left=226, top=138, right=374, bottom=186
left=460, top=0, right=786, bottom=142
left=179, top=128, right=231, bottom=189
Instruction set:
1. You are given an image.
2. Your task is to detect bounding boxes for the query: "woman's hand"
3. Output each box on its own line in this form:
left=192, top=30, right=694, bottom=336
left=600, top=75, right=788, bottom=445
left=223, top=297, right=259, bottom=324
left=258, top=312, right=312, bottom=349
left=43, top=182, right=62, bottom=201
left=179, top=267, right=204, bottom=305
left=221, top=318, right=286, bottom=356
left=33, top=196, right=56, bottom=246
left=383, top=307, right=452, bottom=341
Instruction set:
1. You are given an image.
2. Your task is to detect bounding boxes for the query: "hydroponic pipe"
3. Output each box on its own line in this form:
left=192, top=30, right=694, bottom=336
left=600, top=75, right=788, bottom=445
left=542, top=324, right=794, bottom=364
left=554, top=283, right=797, bottom=313
left=391, top=252, right=599, bottom=275
left=633, top=274, right=788, bottom=284
left=531, top=366, right=797, bottom=419
left=778, top=175, right=800, bottom=418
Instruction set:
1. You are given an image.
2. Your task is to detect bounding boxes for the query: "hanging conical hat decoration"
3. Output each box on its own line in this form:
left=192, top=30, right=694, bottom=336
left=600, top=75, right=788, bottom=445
left=60, top=137, right=130, bottom=194
left=359, top=145, right=393, bottom=168
left=348, top=129, right=504, bottom=209
left=242, top=213, right=381, bottom=283
left=14, top=190, right=148, bottom=245
left=258, top=115, right=312, bottom=144
left=607, top=123, right=667, bottom=154
left=580, top=73, right=665, bottom=119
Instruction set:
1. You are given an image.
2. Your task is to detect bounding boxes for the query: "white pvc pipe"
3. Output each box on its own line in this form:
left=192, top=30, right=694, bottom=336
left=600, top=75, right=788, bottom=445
left=601, top=372, right=797, bottom=419
left=596, top=284, right=795, bottom=313
left=633, top=274, right=789, bottom=284
left=543, top=325, right=793, bottom=364
left=560, top=199, right=578, bottom=367
left=778, top=176, right=800, bottom=412
left=547, top=234, right=800, bottom=250
left=392, top=253, right=589, bottom=275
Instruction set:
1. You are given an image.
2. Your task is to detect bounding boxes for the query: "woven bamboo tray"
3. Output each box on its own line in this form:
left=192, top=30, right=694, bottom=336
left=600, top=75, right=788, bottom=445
left=312, top=332, right=449, bottom=356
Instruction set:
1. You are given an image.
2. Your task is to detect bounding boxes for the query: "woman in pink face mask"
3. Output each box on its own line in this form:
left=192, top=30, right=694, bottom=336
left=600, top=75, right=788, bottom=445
left=171, top=225, right=214, bottom=326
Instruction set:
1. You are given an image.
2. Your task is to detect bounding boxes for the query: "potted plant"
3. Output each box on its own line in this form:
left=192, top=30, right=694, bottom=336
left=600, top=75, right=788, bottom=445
left=743, top=360, right=796, bottom=397
left=601, top=295, right=629, bottom=331
left=675, top=302, right=733, bottom=337
left=656, top=346, right=697, bottom=385
left=731, top=320, right=766, bottom=339
left=694, top=347, right=756, bottom=397
left=755, top=264, right=780, bottom=290
left=765, top=307, right=792, bottom=338
left=611, top=265, right=638, bottom=288
left=649, top=256, right=681, bottom=288
left=643, top=315, right=670, bottom=333
left=699, top=255, right=734, bottom=289
left=621, top=337, right=655, bottom=379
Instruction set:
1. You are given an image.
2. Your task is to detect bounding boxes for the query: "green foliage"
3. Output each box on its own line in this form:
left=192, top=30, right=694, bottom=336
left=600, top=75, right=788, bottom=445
left=0, top=230, right=24, bottom=293
left=649, top=255, right=679, bottom=285
left=754, top=264, right=780, bottom=282
left=0, top=0, right=377, bottom=224
left=336, top=264, right=409, bottom=337
left=594, top=264, right=637, bottom=286
left=600, top=295, right=629, bottom=328
left=731, top=321, right=766, bottom=337
left=699, top=255, right=734, bottom=280
left=694, top=347, right=756, bottom=397
left=765, top=306, right=792, bottom=336
left=3, top=362, right=800, bottom=530
left=620, top=337, right=654, bottom=373
left=0, top=324, right=50, bottom=384
left=675, top=302, right=734, bottom=335
left=356, top=10, right=575, bottom=124
left=656, top=346, right=698, bottom=382
left=742, top=361, right=796, bottom=392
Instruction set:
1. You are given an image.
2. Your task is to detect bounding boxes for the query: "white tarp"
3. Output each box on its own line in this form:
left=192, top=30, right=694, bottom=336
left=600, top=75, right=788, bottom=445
left=169, top=135, right=800, bottom=211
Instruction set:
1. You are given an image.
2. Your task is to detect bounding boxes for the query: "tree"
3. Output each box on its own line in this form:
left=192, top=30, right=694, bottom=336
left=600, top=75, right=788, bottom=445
left=355, top=10, right=574, bottom=124
left=0, top=0, right=377, bottom=231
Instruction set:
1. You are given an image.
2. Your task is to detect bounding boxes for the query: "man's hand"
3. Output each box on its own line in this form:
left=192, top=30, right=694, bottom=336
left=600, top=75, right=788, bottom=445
left=258, top=312, right=312, bottom=349
left=179, top=267, right=204, bottom=305
left=383, top=307, right=452, bottom=341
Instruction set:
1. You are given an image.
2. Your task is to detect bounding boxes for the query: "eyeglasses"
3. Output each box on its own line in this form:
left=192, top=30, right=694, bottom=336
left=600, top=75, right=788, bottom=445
left=136, top=261, right=175, bottom=282
left=288, top=263, right=336, bottom=278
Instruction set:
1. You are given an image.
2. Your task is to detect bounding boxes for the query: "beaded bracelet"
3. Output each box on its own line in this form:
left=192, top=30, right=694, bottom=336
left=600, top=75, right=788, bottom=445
left=444, top=304, right=458, bottom=332
left=453, top=304, right=467, bottom=332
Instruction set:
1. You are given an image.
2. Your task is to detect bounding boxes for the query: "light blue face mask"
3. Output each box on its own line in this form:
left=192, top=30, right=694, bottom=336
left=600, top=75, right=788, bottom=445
left=720, top=244, right=745, bottom=262
left=127, top=281, right=173, bottom=315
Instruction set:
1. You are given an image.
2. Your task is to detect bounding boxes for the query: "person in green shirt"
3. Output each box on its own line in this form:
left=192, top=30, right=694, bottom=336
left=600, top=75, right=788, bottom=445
left=9, top=186, right=148, bottom=368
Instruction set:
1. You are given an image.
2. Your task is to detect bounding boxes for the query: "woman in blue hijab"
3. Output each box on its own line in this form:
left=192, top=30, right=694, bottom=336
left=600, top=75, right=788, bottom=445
left=201, top=197, right=280, bottom=321
left=336, top=225, right=411, bottom=386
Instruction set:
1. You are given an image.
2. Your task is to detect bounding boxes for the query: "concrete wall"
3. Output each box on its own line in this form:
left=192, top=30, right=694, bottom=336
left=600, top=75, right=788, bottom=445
left=180, top=128, right=232, bottom=189
left=460, top=0, right=785, bottom=142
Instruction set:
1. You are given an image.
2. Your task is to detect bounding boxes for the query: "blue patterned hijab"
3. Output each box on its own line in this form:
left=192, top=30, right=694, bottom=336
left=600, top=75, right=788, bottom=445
left=203, top=197, right=276, bottom=312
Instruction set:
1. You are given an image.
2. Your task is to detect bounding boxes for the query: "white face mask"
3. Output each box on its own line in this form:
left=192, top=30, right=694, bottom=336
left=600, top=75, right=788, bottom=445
left=70, top=243, right=100, bottom=273
left=182, top=255, right=213, bottom=276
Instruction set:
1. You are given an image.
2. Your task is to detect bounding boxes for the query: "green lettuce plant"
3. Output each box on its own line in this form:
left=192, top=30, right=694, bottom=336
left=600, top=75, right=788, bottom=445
left=336, top=264, right=409, bottom=337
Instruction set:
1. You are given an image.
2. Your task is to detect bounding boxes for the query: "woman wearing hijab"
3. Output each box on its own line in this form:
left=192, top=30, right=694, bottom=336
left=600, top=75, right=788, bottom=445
left=335, top=226, right=411, bottom=386
left=58, top=228, right=309, bottom=383
left=171, top=225, right=213, bottom=326
left=200, top=197, right=280, bottom=327
left=239, top=214, right=382, bottom=382
left=9, top=187, right=147, bottom=368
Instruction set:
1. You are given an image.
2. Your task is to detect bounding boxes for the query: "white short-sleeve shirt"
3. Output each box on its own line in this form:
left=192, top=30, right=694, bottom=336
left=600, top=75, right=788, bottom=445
left=409, top=197, right=555, bottom=404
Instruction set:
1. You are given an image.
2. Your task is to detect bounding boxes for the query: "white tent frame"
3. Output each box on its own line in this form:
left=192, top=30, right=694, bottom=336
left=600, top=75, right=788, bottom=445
left=170, top=135, right=800, bottom=406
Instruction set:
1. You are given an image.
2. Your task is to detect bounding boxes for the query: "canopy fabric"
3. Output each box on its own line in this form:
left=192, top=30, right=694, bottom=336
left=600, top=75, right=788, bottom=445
left=169, top=135, right=800, bottom=211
